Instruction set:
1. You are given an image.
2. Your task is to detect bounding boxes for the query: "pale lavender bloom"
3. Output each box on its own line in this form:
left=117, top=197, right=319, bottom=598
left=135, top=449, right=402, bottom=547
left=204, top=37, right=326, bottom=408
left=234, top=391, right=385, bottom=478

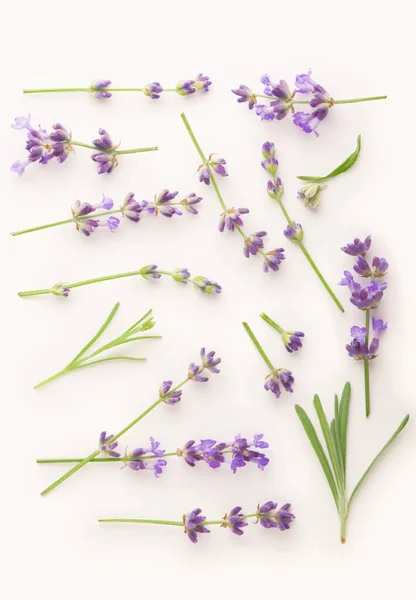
left=262, top=141, right=275, bottom=158
left=262, top=155, right=279, bottom=175
left=372, top=256, right=388, bottom=277
left=293, top=111, right=322, bottom=136
left=353, top=255, right=372, bottom=277
left=11, top=115, right=54, bottom=175
left=293, top=72, right=333, bottom=135
left=193, top=276, right=222, bottom=295
left=267, top=178, right=283, bottom=199
left=260, top=75, right=293, bottom=120
left=103, top=216, right=120, bottom=232
left=231, top=85, right=257, bottom=109
left=193, top=73, right=212, bottom=92
left=209, top=154, right=228, bottom=177
left=243, top=231, right=267, bottom=257
left=176, top=79, right=196, bottom=95
left=282, top=330, right=305, bottom=353
left=264, top=369, right=294, bottom=398
left=178, top=440, right=203, bottom=467
left=172, top=268, right=191, bottom=283
left=263, top=248, right=285, bottom=273
left=50, top=123, right=73, bottom=163
left=346, top=318, right=388, bottom=360
left=199, top=439, right=227, bottom=469
left=222, top=507, right=248, bottom=535
left=143, top=82, right=163, bottom=99
left=188, top=363, right=209, bottom=383
left=159, top=380, right=183, bottom=404
left=120, top=192, right=147, bottom=222
left=140, top=264, right=162, bottom=280
left=339, top=271, right=387, bottom=310
left=218, top=207, right=249, bottom=232
left=200, top=347, right=221, bottom=373
left=198, top=164, right=211, bottom=185
left=127, top=437, right=166, bottom=477
left=255, top=104, right=277, bottom=121
left=91, top=128, right=118, bottom=174
left=90, top=79, right=112, bottom=99
left=230, top=434, right=269, bottom=473
left=341, top=236, right=372, bottom=257
left=98, top=431, right=120, bottom=457
left=284, top=221, right=304, bottom=243
left=294, top=70, right=328, bottom=96
left=183, top=509, right=210, bottom=543
left=180, top=192, right=202, bottom=214
left=71, top=196, right=117, bottom=236
left=154, top=189, right=181, bottom=217
left=257, top=501, right=295, bottom=530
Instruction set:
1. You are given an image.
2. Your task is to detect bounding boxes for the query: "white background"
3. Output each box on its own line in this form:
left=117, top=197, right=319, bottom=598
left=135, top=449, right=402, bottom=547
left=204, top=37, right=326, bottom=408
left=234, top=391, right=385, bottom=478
left=1, top=1, right=414, bottom=598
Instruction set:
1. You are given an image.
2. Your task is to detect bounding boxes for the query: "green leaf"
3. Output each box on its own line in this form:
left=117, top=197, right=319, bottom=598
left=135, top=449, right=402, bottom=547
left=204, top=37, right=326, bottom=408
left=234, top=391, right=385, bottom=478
left=295, top=404, right=338, bottom=504
left=297, top=135, right=361, bottom=182
left=339, top=382, right=351, bottom=470
left=313, top=395, right=344, bottom=492
left=68, top=302, right=120, bottom=365
left=349, top=414, right=410, bottom=508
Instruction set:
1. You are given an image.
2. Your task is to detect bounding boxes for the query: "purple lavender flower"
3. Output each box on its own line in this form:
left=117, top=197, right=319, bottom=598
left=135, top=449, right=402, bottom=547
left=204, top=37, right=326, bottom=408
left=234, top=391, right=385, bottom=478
left=297, top=183, right=325, bottom=209
left=231, top=85, right=257, bottom=109
left=128, top=437, right=167, bottom=477
left=98, top=431, right=121, bottom=458
left=243, top=231, right=267, bottom=257
left=218, top=207, right=249, bottom=232
left=176, top=79, right=196, bottom=95
left=260, top=75, right=293, bottom=120
left=230, top=434, right=269, bottom=473
left=187, top=363, right=209, bottom=383
left=90, top=79, right=112, bottom=99
left=284, top=221, right=304, bottom=243
left=282, top=330, right=305, bottom=353
left=91, top=128, right=119, bottom=174
left=255, top=104, right=277, bottom=121
left=261, top=141, right=279, bottom=175
left=172, top=268, right=191, bottom=283
left=143, top=82, right=163, bottom=99
left=71, top=196, right=118, bottom=236
left=267, top=178, right=284, bottom=200
left=346, top=318, right=388, bottom=360
left=199, top=439, right=227, bottom=468
left=341, top=235, right=372, bottom=257
left=339, top=271, right=387, bottom=310
left=221, top=507, right=248, bottom=535
left=293, top=71, right=333, bottom=136
left=257, top=502, right=295, bottom=531
left=264, top=369, right=294, bottom=398
left=11, top=115, right=54, bottom=175
left=193, top=73, right=212, bottom=92
left=263, top=248, right=285, bottom=273
left=180, top=193, right=202, bottom=214
left=353, top=255, right=372, bottom=277
left=139, top=264, right=161, bottom=280
left=153, top=189, right=181, bottom=217
left=49, top=123, right=73, bottom=163
left=183, top=509, right=210, bottom=543
left=372, top=256, right=389, bottom=277
left=209, top=154, right=228, bottom=177
left=52, top=283, right=70, bottom=297
left=295, top=70, right=325, bottom=95
left=293, top=111, right=322, bottom=136
left=198, top=164, right=211, bottom=185
left=177, top=440, right=203, bottom=467
left=200, top=348, right=221, bottom=373
left=120, top=192, right=148, bottom=222
left=193, top=276, right=222, bottom=295
left=159, top=380, right=183, bottom=404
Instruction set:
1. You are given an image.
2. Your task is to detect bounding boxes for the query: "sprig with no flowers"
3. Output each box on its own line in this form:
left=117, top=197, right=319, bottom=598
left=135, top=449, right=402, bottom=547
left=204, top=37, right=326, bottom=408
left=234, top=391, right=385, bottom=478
left=295, top=382, right=409, bottom=542
left=34, top=304, right=161, bottom=389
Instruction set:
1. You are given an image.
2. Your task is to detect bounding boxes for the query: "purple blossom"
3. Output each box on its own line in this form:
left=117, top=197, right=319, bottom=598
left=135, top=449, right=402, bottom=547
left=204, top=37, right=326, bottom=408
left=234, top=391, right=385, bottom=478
left=183, top=509, right=210, bottom=543
left=193, top=276, right=222, bottom=295
left=98, top=431, right=120, bottom=458
left=193, top=73, right=212, bottom=92
left=222, top=507, right=248, bottom=535
left=144, top=82, right=163, bottom=99
left=264, top=369, right=294, bottom=399
left=140, top=264, right=161, bottom=279
left=178, top=440, right=203, bottom=467
left=295, top=70, right=326, bottom=95
left=346, top=318, right=388, bottom=360
left=262, top=141, right=275, bottom=158
left=372, top=256, right=389, bottom=277
left=260, top=75, right=293, bottom=120
left=90, top=79, right=112, bottom=99
left=200, top=348, right=221, bottom=373
left=209, top=154, right=228, bottom=177
left=120, top=192, right=148, bottom=222
left=176, top=80, right=196, bottom=95
left=262, top=155, right=279, bottom=176
left=198, top=439, right=227, bottom=468
left=341, top=235, right=372, bottom=257
left=257, top=502, right=295, bottom=531
left=282, top=330, right=305, bottom=353
left=153, top=189, right=181, bottom=217
left=255, top=104, right=277, bottom=121
left=263, top=248, right=285, bottom=273
left=50, top=123, right=73, bottom=163
left=353, top=255, right=372, bottom=277
left=172, top=268, right=191, bottom=283
left=339, top=271, right=387, bottom=310
left=128, top=437, right=167, bottom=477
left=180, top=193, right=203, bottom=214
left=230, top=434, right=269, bottom=473
left=267, top=178, right=284, bottom=199
left=198, top=164, right=211, bottom=185
left=243, top=231, right=267, bottom=257
left=11, top=115, right=54, bottom=175
left=293, top=111, right=322, bottom=136
left=284, top=221, right=304, bottom=243
left=159, top=380, right=183, bottom=405
left=91, top=129, right=119, bottom=174
left=71, top=196, right=118, bottom=236
left=231, top=85, right=257, bottom=109
left=188, top=363, right=209, bottom=383
left=218, top=207, right=249, bottom=232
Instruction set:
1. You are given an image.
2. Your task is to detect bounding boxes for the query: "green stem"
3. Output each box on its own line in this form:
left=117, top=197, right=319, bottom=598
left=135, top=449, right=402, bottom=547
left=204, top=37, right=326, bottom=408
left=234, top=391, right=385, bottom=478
left=99, top=519, right=184, bottom=526
left=364, top=309, right=371, bottom=417
left=180, top=112, right=208, bottom=164
left=277, top=198, right=292, bottom=227
left=69, top=141, right=158, bottom=155
left=298, top=242, right=344, bottom=312
left=255, top=95, right=387, bottom=105
left=259, top=313, right=284, bottom=334
left=34, top=369, right=68, bottom=389
left=37, top=448, right=234, bottom=464
left=242, top=322, right=275, bottom=371
left=23, top=87, right=180, bottom=95
left=340, top=514, right=347, bottom=544
left=11, top=209, right=123, bottom=236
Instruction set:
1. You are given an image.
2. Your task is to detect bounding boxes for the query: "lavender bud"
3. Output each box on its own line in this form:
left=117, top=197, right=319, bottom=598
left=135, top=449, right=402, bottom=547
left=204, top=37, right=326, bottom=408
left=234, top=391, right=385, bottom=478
left=284, top=222, right=304, bottom=243
left=297, top=183, right=325, bottom=209
left=193, top=276, right=222, bottom=295
left=51, top=283, right=70, bottom=297
left=172, top=268, right=191, bottom=283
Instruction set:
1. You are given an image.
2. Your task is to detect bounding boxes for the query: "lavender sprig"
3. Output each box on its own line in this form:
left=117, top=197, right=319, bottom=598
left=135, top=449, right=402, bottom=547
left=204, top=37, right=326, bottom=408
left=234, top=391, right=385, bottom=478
left=260, top=313, right=305, bottom=353
left=23, top=74, right=212, bottom=99
left=181, top=113, right=285, bottom=273
left=18, top=265, right=221, bottom=299
left=39, top=347, right=221, bottom=496
left=232, top=70, right=386, bottom=136
left=37, top=433, right=269, bottom=476
left=98, top=501, right=295, bottom=543
left=339, top=235, right=388, bottom=417
left=34, top=304, right=160, bottom=389
left=296, top=382, right=409, bottom=542
left=11, top=191, right=202, bottom=237
left=11, top=116, right=158, bottom=177
left=242, top=322, right=294, bottom=400
left=262, top=142, right=344, bottom=312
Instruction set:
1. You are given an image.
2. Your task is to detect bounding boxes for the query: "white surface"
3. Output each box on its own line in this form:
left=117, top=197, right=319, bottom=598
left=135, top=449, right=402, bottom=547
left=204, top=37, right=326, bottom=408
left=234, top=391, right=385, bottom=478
left=1, top=1, right=414, bottom=598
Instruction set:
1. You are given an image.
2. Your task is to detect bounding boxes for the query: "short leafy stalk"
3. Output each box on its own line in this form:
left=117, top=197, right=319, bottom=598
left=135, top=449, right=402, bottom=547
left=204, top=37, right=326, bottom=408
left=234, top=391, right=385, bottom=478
left=295, top=382, right=409, bottom=542
left=34, top=304, right=160, bottom=389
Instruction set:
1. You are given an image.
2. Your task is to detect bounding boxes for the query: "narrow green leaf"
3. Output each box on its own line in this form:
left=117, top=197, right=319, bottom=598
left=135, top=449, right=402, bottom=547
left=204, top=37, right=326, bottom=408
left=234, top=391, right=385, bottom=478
left=313, top=395, right=344, bottom=492
left=339, top=382, right=351, bottom=470
left=76, top=356, right=147, bottom=369
left=331, top=415, right=345, bottom=484
left=349, top=414, right=410, bottom=508
left=295, top=404, right=338, bottom=504
left=297, top=135, right=361, bottom=182
left=69, top=302, right=120, bottom=365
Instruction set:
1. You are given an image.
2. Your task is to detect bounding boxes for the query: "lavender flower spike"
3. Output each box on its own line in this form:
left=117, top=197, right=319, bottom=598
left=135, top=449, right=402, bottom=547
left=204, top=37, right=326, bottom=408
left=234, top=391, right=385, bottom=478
left=339, top=271, right=387, bottom=310
left=98, top=432, right=121, bottom=458
left=263, top=248, right=285, bottom=272
left=159, top=380, right=183, bottom=405
left=346, top=318, right=388, bottom=360
left=188, top=348, right=221, bottom=383
left=243, top=231, right=267, bottom=257
left=257, top=502, right=295, bottom=531
left=284, top=222, right=304, bottom=243
left=193, top=276, right=222, bottom=295
left=221, top=507, right=248, bottom=535
left=231, top=85, right=257, bottom=109
left=143, top=82, right=163, bottom=99
left=341, top=235, right=372, bottom=257
left=183, top=509, right=210, bottom=543
left=127, top=438, right=167, bottom=477
left=91, top=128, right=119, bottom=174
left=218, top=207, right=249, bottom=232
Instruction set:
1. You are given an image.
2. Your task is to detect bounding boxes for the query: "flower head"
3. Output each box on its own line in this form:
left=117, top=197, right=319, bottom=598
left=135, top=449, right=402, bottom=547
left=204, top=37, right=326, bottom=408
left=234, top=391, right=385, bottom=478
left=339, top=271, right=387, bottom=310
left=198, top=164, right=211, bottom=185
left=98, top=431, right=120, bottom=458
left=243, top=231, right=267, bottom=257
left=90, top=79, right=112, bottom=99
left=71, top=196, right=118, bottom=236
left=188, top=348, right=221, bottom=382
left=172, top=268, right=191, bottom=283
left=176, top=80, right=196, bottom=96
left=127, top=437, right=167, bottom=477
left=177, top=440, right=204, bottom=467
left=11, top=115, right=54, bottom=175
left=159, top=380, right=183, bottom=404
left=208, top=154, right=228, bottom=177
left=153, top=189, right=181, bottom=217
left=341, top=235, right=372, bottom=257
left=143, top=82, right=163, bottom=99
left=267, top=178, right=284, bottom=200
left=260, top=75, right=293, bottom=120
left=50, top=123, right=73, bottom=163
left=231, top=85, right=257, bottom=109
left=284, top=221, right=304, bottom=243
left=282, top=330, right=305, bottom=353
left=297, top=183, right=325, bottom=209
left=218, top=207, right=249, bottom=232
left=140, top=264, right=161, bottom=280
left=120, top=192, right=148, bottom=222
left=91, top=128, right=119, bottom=174
left=183, top=509, right=210, bottom=543
left=198, top=439, right=227, bottom=469
left=193, top=73, right=212, bottom=92
left=257, top=501, right=295, bottom=531
left=264, top=368, right=294, bottom=398
left=230, top=434, right=269, bottom=473
left=346, top=318, right=387, bottom=360
left=221, top=507, right=248, bottom=535
left=263, top=248, right=285, bottom=273
left=193, top=276, right=222, bottom=295
left=180, top=193, right=202, bottom=214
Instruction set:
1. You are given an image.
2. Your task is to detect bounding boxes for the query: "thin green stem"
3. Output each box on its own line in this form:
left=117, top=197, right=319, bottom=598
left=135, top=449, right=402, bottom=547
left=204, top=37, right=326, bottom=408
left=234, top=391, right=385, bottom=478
left=255, top=94, right=387, bottom=105
left=277, top=198, right=292, bottom=226
left=180, top=112, right=208, bottom=164
left=298, top=242, right=344, bottom=312
left=99, top=519, right=184, bottom=526
left=34, top=369, right=68, bottom=390
left=23, top=87, right=181, bottom=95
left=11, top=209, right=123, bottom=236
left=364, top=309, right=371, bottom=417
left=115, top=147, right=158, bottom=155
left=75, top=356, right=146, bottom=369
left=209, top=172, right=227, bottom=211
left=242, top=322, right=275, bottom=372
left=37, top=448, right=234, bottom=464
left=260, top=313, right=284, bottom=334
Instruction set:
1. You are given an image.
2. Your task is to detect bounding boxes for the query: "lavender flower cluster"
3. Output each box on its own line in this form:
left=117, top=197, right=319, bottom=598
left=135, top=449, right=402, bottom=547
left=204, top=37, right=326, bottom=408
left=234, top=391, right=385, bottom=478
left=90, top=74, right=211, bottom=99
left=233, top=70, right=334, bottom=137
left=340, top=236, right=388, bottom=360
